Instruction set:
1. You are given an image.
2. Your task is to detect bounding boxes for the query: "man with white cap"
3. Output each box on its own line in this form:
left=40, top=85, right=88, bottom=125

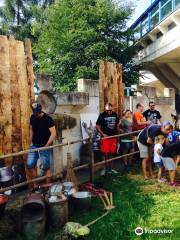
left=27, top=102, right=56, bottom=185
left=96, top=103, right=119, bottom=173
left=137, top=121, right=173, bottom=180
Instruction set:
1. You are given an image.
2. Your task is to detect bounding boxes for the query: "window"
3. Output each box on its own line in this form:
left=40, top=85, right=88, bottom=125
left=141, top=17, right=149, bottom=36
left=161, top=0, right=172, bottom=20
left=150, top=4, right=159, bottom=28
left=175, top=0, right=180, bottom=8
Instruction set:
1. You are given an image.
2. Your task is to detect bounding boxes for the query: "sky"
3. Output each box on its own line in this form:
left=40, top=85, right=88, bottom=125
left=129, top=0, right=152, bottom=25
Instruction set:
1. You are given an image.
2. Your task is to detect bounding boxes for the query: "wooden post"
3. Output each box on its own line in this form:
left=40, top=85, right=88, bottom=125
left=90, top=143, right=95, bottom=182
left=99, top=61, right=124, bottom=117
left=16, top=41, right=31, bottom=151
left=0, top=36, right=12, bottom=165
left=9, top=36, right=23, bottom=162
left=24, top=38, right=35, bottom=104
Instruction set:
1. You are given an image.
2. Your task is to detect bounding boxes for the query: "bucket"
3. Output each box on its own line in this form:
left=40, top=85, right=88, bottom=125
left=72, top=192, right=92, bottom=210
left=22, top=193, right=46, bottom=240
left=0, top=194, right=8, bottom=218
left=0, top=166, right=14, bottom=189
left=47, top=194, right=68, bottom=229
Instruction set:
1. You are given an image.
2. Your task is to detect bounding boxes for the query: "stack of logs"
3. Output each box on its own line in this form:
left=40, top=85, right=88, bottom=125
left=0, top=35, right=34, bottom=166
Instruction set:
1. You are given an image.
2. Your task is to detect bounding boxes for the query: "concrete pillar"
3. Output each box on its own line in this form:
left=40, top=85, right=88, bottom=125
left=175, top=90, right=180, bottom=114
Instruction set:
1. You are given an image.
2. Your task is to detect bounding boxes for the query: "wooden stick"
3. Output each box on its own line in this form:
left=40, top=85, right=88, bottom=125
left=99, top=194, right=108, bottom=209
left=0, top=131, right=140, bottom=160
left=110, top=193, right=113, bottom=206
left=104, top=191, right=111, bottom=206
left=0, top=175, right=51, bottom=193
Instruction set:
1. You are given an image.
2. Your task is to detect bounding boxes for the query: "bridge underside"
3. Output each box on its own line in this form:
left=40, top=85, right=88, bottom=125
left=135, top=8, right=180, bottom=112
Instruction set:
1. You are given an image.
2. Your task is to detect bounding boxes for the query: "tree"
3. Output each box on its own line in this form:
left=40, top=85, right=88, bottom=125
left=35, top=0, right=139, bottom=91
left=0, top=0, right=54, bottom=40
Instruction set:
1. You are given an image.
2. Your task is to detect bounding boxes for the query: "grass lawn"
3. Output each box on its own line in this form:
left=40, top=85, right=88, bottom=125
left=17, top=167, right=180, bottom=240
left=47, top=168, right=180, bottom=240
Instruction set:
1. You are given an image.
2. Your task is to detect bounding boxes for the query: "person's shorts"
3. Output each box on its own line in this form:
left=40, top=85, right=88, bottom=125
left=137, top=141, right=152, bottom=158
left=155, top=160, right=164, bottom=168
left=120, top=141, right=133, bottom=150
left=161, top=157, right=176, bottom=170
left=100, top=138, right=117, bottom=154
left=27, top=145, right=51, bottom=170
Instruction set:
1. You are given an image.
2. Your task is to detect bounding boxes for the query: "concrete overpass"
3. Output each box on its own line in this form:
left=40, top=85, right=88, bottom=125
left=131, top=0, right=180, bottom=112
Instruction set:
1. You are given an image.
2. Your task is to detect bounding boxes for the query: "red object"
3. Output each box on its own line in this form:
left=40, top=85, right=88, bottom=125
left=100, top=138, right=117, bottom=153
left=81, top=182, right=110, bottom=196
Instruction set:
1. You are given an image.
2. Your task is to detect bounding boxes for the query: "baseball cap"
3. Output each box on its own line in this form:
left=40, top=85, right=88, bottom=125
left=31, top=102, right=42, bottom=113
left=162, top=121, right=172, bottom=128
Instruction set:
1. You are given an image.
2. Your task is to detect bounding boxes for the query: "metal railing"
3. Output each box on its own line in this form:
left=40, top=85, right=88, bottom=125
left=0, top=130, right=141, bottom=193
left=131, top=0, right=180, bottom=40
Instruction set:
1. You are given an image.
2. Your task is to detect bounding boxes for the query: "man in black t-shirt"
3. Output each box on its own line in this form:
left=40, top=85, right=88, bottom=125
left=143, top=101, right=162, bottom=125
left=96, top=104, right=119, bottom=137
left=96, top=103, right=119, bottom=174
left=27, top=102, right=56, bottom=184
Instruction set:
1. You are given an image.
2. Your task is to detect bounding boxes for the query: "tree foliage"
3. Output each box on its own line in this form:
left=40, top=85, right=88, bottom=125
left=34, top=0, right=140, bottom=91
left=0, top=0, right=53, bottom=41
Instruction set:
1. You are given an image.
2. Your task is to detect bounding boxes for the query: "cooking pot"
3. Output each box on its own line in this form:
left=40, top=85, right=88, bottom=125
left=0, top=166, right=14, bottom=177
left=72, top=191, right=91, bottom=210
left=62, top=182, right=74, bottom=191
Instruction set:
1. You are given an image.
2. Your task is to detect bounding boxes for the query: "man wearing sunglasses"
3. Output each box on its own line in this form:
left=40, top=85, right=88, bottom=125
left=143, top=101, right=162, bottom=125
left=96, top=103, right=119, bottom=174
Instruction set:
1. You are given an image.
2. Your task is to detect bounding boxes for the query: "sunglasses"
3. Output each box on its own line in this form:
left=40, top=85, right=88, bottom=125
left=150, top=105, right=155, bottom=107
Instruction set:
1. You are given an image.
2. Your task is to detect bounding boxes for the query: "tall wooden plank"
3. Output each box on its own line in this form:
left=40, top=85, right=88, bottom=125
left=16, top=41, right=31, bottom=151
left=99, top=61, right=124, bottom=116
left=24, top=38, right=35, bottom=104
left=0, top=36, right=12, bottom=165
left=9, top=36, right=23, bottom=163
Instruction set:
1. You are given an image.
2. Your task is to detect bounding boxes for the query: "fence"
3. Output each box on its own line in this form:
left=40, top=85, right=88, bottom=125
left=0, top=130, right=141, bottom=193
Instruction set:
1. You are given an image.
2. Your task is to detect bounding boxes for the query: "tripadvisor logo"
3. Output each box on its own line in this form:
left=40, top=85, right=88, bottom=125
left=135, top=227, right=144, bottom=236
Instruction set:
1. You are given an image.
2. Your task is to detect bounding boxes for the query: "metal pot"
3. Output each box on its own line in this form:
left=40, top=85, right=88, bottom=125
left=0, top=194, right=8, bottom=217
left=62, top=182, right=74, bottom=191
left=22, top=193, right=46, bottom=240
left=0, top=166, right=14, bottom=177
left=50, top=183, right=62, bottom=196
left=0, top=175, right=14, bottom=188
left=72, top=191, right=91, bottom=210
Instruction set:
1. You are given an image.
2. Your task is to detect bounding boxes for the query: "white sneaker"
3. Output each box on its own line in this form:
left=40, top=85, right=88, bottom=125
left=158, top=178, right=167, bottom=183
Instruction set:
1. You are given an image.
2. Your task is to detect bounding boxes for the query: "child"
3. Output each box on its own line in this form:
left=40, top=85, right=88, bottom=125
left=154, top=135, right=166, bottom=183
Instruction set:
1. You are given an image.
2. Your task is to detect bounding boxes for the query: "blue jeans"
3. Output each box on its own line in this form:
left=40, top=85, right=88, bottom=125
left=27, top=145, right=51, bottom=170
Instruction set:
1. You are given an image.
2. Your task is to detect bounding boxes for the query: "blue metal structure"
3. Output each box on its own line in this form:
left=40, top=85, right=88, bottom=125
left=131, top=0, right=180, bottom=39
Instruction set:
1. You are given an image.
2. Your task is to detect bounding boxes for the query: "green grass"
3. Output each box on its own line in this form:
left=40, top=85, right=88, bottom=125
left=17, top=169, right=180, bottom=240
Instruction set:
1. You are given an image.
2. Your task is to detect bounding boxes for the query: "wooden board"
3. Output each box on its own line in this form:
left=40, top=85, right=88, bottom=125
left=99, top=61, right=124, bottom=117
left=16, top=40, right=31, bottom=151
left=0, top=36, right=35, bottom=166
left=9, top=36, right=23, bottom=161
left=0, top=36, right=12, bottom=165
left=24, top=38, right=35, bottom=104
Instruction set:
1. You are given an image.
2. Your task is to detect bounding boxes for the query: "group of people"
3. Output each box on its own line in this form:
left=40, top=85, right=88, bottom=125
left=96, top=102, right=180, bottom=186
left=26, top=100, right=180, bottom=188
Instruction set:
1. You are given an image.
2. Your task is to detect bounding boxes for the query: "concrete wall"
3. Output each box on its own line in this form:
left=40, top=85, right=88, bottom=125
left=39, top=79, right=99, bottom=174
